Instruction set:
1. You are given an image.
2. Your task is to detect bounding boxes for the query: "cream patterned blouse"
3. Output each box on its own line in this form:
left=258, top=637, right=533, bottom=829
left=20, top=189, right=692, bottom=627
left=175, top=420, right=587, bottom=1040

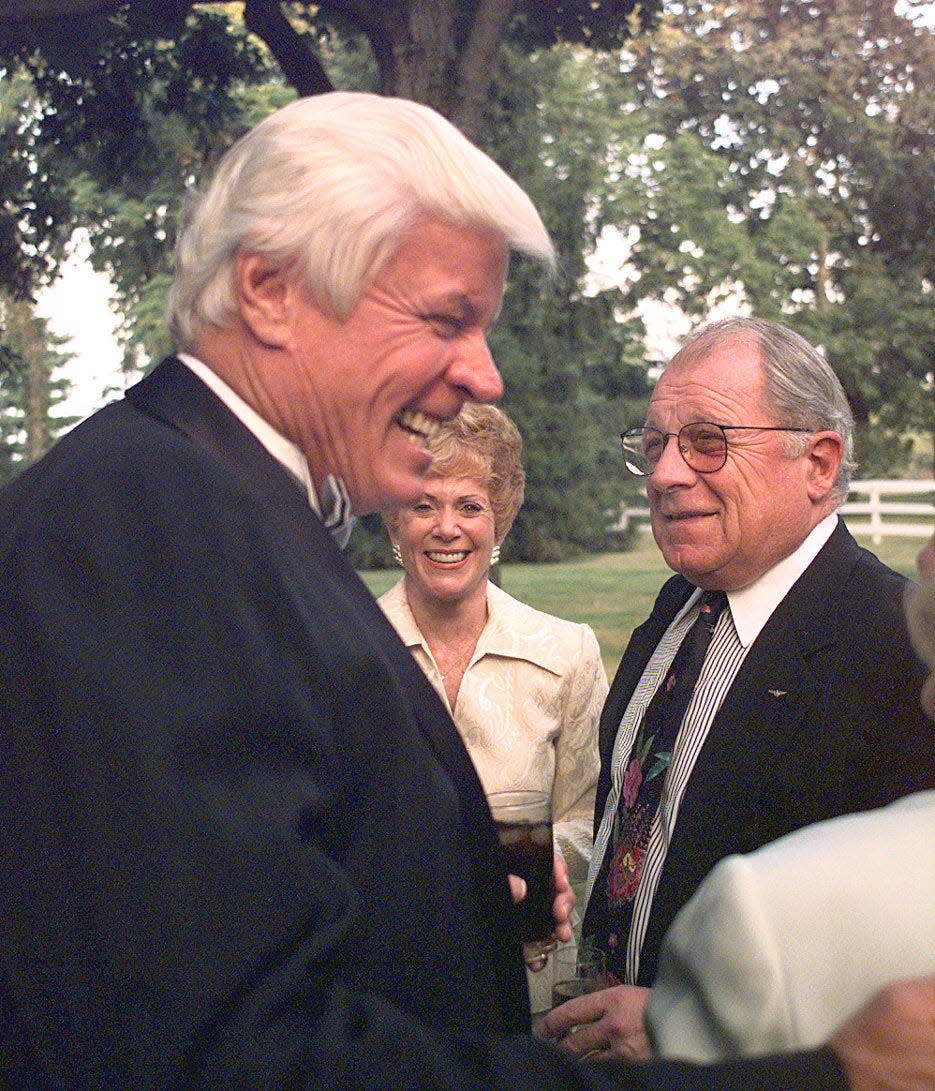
left=378, top=578, right=607, bottom=886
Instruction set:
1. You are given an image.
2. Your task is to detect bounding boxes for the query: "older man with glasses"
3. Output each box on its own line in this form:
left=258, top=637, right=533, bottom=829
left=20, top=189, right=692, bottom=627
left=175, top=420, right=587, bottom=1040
left=540, top=315, right=935, bottom=1063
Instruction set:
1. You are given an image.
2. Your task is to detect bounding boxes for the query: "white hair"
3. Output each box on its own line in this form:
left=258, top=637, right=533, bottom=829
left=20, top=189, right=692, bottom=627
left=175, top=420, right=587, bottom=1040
left=167, top=92, right=554, bottom=349
left=672, top=316, right=857, bottom=506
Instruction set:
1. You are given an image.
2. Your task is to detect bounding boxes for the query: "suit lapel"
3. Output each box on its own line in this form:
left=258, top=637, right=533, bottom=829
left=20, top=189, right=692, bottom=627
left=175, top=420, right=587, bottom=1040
left=126, top=356, right=311, bottom=516
left=683, top=521, right=860, bottom=812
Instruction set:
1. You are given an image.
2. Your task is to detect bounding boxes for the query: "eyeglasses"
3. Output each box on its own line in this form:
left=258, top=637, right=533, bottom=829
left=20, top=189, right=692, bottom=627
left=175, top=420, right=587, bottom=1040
left=620, top=422, right=814, bottom=476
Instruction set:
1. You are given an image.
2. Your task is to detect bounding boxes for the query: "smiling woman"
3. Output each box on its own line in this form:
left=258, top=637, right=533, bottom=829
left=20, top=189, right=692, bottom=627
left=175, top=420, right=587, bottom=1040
left=379, top=404, right=607, bottom=896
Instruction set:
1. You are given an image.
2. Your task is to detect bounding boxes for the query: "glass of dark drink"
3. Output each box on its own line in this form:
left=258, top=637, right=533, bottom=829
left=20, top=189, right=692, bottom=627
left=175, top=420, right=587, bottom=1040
left=550, top=943, right=608, bottom=1010
left=487, top=789, right=556, bottom=964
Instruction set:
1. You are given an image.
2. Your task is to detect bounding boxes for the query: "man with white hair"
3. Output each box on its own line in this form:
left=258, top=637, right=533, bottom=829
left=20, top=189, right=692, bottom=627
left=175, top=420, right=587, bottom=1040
left=0, top=96, right=930, bottom=1088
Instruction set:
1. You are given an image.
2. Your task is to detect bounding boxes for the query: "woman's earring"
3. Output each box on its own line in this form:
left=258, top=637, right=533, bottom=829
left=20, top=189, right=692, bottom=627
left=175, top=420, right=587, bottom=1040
left=490, top=544, right=501, bottom=567
left=392, top=542, right=404, bottom=567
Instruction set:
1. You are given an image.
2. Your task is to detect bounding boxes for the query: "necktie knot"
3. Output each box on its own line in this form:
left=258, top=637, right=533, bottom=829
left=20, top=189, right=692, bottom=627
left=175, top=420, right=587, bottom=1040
left=698, top=589, right=728, bottom=631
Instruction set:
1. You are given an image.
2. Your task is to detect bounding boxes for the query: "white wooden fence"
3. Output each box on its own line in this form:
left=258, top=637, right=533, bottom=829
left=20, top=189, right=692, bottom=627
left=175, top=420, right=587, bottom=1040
left=613, top=480, right=935, bottom=545
left=839, top=480, right=935, bottom=544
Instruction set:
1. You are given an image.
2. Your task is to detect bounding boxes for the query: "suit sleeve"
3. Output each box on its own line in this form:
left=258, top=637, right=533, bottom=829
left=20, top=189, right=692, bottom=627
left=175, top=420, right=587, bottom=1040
left=0, top=449, right=611, bottom=1089
left=603, top=1048, right=848, bottom=1090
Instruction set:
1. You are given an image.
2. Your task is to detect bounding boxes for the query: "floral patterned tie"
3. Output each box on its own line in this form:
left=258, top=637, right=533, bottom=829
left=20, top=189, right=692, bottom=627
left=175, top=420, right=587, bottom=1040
left=583, top=589, right=728, bottom=979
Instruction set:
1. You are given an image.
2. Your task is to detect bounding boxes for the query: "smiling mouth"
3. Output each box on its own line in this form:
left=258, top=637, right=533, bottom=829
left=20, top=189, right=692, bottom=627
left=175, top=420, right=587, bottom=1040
left=664, top=511, right=715, bottom=522
left=396, top=410, right=443, bottom=449
left=426, top=551, right=469, bottom=564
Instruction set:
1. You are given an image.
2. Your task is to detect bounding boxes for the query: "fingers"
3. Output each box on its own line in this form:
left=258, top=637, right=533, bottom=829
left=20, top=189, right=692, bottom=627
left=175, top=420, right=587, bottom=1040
left=523, top=943, right=550, bottom=972
left=552, top=891, right=575, bottom=942
left=539, top=985, right=654, bottom=1064
left=582, top=1026, right=651, bottom=1064
left=538, top=990, right=608, bottom=1040
left=552, top=853, right=575, bottom=938
left=507, top=873, right=527, bottom=904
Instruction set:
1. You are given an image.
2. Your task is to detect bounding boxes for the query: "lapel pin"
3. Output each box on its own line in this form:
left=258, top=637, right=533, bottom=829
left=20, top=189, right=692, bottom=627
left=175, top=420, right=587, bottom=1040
left=768, top=689, right=787, bottom=698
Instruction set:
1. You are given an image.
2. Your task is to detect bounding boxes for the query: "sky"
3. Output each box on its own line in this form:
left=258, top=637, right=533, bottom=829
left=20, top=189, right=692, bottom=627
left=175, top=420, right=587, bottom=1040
left=35, top=232, right=128, bottom=423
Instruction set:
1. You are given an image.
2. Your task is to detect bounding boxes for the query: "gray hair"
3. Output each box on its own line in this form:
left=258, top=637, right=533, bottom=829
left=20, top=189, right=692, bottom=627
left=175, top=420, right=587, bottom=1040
left=167, top=92, right=554, bottom=349
left=672, top=316, right=856, bottom=506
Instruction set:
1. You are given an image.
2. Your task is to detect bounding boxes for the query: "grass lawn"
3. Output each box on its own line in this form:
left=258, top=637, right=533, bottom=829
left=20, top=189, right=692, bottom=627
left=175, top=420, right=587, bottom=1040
left=359, top=527, right=929, bottom=678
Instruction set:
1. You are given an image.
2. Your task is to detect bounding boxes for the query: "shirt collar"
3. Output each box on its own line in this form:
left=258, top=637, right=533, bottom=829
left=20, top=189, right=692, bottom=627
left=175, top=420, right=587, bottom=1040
left=176, top=353, right=355, bottom=547
left=380, top=579, right=566, bottom=675
left=475, top=583, right=568, bottom=674
left=379, top=579, right=427, bottom=650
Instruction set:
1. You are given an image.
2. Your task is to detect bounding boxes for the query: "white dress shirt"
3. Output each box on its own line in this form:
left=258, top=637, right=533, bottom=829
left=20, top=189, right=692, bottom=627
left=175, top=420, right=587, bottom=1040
left=176, top=354, right=354, bottom=544
left=177, top=354, right=320, bottom=510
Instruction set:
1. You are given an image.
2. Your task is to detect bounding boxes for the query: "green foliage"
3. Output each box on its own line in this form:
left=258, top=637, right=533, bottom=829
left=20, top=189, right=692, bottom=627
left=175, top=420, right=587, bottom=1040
left=2, top=0, right=930, bottom=541
left=479, top=44, right=653, bottom=560
left=3, top=4, right=286, bottom=370
left=0, top=67, right=74, bottom=298
left=344, top=513, right=396, bottom=570
left=0, top=291, right=76, bottom=485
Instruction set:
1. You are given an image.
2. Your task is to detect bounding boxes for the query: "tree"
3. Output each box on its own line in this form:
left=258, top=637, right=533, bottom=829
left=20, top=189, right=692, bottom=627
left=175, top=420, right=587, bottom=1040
left=0, top=67, right=77, bottom=480
left=484, top=43, right=652, bottom=560
left=2, top=3, right=663, bottom=556
left=1, top=1, right=662, bottom=139
left=0, top=62, right=73, bottom=299
left=615, top=0, right=935, bottom=475
left=348, top=43, right=655, bottom=565
left=0, top=291, right=76, bottom=485
left=1, top=1, right=665, bottom=542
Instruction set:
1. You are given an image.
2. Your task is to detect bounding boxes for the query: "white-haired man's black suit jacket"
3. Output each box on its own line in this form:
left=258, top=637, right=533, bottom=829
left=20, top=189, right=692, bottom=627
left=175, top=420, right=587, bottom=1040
left=594, top=520, right=934, bottom=988
left=0, top=357, right=851, bottom=1088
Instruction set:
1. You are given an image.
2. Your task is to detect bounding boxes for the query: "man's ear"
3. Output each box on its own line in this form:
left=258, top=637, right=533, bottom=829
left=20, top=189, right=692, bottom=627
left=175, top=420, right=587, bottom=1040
left=234, top=252, right=296, bottom=347
left=804, top=431, right=844, bottom=502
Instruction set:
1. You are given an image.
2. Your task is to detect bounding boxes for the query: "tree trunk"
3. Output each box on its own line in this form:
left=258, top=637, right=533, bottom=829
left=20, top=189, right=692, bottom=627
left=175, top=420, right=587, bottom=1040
left=20, top=307, right=51, bottom=464
left=451, top=0, right=516, bottom=140
left=816, top=233, right=830, bottom=311
left=382, top=3, right=459, bottom=118
left=8, top=298, right=53, bottom=464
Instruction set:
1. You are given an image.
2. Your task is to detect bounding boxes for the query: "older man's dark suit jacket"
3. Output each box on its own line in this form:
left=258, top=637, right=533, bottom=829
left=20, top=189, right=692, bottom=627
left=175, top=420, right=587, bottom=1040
left=0, top=357, right=849, bottom=1088
left=594, top=520, right=934, bottom=987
